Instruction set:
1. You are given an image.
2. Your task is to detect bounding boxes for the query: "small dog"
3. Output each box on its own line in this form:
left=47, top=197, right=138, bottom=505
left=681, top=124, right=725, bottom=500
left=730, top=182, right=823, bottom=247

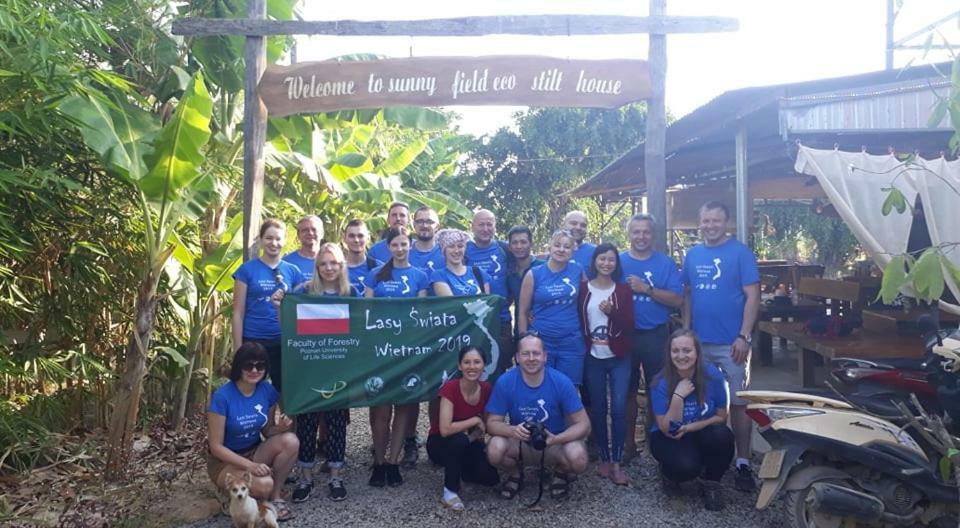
left=224, top=472, right=279, bottom=528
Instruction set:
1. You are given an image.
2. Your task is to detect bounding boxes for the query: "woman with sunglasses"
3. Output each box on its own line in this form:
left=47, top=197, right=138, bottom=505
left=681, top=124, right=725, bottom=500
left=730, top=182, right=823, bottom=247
left=232, top=219, right=304, bottom=393
left=207, top=342, right=299, bottom=521
left=364, top=227, right=430, bottom=488
left=517, top=229, right=586, bottom=385
left=273, top=243, right=356, bottom=503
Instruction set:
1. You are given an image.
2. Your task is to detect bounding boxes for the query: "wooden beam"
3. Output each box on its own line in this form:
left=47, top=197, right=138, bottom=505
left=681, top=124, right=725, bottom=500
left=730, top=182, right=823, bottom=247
left=242, top=0, right=268, bottom=262
left=172, top=14, right=739, bottom=37
left=644, top=0, right=668, bottom=252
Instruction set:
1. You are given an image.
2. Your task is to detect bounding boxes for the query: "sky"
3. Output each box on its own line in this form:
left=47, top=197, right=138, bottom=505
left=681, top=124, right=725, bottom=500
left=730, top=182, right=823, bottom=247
left=297, top=1, right=958, bottom=136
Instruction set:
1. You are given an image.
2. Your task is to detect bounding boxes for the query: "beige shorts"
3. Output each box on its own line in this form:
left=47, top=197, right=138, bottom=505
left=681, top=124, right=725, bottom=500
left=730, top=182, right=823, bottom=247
left=701, top=343, right=751, bottom=405
left=206, top=444, right=258, bottom=487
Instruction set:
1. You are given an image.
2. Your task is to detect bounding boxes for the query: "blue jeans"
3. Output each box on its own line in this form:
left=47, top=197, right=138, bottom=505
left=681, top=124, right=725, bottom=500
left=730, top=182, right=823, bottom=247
left=583, top=354, right=631, bottom=462
left=541, top=334, right=586, bottom=385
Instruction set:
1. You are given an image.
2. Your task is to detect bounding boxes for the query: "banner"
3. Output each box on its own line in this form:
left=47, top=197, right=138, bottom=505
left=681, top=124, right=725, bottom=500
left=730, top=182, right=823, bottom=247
left=280, top=294, right=504, bottom=414
left=259, top=56, right=652, bottom=117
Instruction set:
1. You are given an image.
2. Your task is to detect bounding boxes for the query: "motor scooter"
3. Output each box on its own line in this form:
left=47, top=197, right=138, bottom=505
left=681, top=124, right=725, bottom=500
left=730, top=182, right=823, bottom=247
left=743, top=326, right=960, bottom=528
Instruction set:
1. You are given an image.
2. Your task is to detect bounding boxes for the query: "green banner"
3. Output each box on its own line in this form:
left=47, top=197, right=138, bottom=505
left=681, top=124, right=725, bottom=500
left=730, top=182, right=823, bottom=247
left=280, top=294, right=504, bottom=414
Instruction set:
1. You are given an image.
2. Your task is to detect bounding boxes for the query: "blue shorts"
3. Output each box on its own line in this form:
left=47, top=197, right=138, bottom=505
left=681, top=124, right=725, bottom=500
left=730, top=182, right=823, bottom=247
left=541, top=334, right=586, bottom=385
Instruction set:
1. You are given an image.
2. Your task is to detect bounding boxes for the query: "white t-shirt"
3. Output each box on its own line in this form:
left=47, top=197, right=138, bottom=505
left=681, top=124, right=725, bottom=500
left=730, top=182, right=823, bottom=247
left=586, top=282, right=616, bottom=359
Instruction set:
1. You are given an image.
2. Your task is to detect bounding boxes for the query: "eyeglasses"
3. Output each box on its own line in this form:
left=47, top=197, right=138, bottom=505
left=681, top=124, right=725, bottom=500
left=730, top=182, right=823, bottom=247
left=241, top=361, right=268, bottom=372
left=414, top=219, right=437, bottom=225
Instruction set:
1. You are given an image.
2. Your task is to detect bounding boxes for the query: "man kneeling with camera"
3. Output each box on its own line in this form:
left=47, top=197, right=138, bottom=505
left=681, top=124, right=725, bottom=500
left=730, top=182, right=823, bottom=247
left=485, top=334, right=590, bottom=501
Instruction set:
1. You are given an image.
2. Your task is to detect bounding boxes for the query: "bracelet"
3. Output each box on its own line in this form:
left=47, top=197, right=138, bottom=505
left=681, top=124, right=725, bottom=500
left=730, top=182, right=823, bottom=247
left=672, top=392, right=683, bottom=399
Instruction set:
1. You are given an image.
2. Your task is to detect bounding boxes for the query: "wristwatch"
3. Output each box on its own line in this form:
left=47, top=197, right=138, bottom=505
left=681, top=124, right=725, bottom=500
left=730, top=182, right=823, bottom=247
left=736, top=334, right=752, bottom=345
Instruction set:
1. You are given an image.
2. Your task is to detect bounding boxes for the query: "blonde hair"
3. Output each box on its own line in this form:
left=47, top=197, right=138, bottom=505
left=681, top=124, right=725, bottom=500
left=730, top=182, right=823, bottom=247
left=307, top=243, right=352, bottom=296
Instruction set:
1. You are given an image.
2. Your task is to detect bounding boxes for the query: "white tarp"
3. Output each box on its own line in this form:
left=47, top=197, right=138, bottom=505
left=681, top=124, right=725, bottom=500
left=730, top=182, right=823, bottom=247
left=794, top=145, right=960, bottom=315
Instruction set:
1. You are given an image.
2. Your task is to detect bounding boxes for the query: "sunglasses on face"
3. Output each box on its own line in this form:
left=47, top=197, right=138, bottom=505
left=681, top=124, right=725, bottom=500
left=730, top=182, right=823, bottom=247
left=241, top=361, right=268, bottom=372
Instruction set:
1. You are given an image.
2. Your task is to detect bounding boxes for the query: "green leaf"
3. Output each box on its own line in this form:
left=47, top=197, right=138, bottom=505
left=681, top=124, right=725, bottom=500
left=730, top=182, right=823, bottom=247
left=154, top=346, right=190, bottom=369
left=940, top=454, right=952, bottom=482
left=139, top=73, right=213, bottom=201
left=376, top=137, right=428, bottom=175
left=881, top=187, right=907, bottom=216
left=58, top=92, right=158, bottom=182
left=878, top=255, right=908, bottom=304
left=908, top=249, right=946, bottom=302
left=940, top=255, right=960, bottom=291
left=382, top=107, right=448, bottom=131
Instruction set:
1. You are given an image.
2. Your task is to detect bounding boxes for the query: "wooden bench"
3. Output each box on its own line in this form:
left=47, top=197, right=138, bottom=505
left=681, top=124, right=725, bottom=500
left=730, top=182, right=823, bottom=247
left=756, top=278, right=864, bottom=385
left=755, top=322, right=925, bottom=387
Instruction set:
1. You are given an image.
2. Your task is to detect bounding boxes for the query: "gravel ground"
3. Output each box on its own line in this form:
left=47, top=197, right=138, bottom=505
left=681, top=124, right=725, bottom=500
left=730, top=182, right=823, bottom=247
left=187, top=408, right=784, bottom=528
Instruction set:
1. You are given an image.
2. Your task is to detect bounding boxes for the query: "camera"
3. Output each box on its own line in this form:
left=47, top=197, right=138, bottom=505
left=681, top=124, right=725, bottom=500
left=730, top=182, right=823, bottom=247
left=522, top=420, right=548, bottom=450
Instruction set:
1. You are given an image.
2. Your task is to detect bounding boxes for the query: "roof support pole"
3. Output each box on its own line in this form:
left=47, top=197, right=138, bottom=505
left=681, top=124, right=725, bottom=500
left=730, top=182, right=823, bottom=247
left=735, top=123, right=751, bottom=244
left=242, top=0, right=267, bottom=261
left=645, top=0, right=668, bottom=252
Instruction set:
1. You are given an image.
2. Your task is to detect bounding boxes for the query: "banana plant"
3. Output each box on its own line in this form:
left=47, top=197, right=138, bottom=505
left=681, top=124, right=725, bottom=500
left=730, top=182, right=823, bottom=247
left=59, top=72, right=213, bottom=480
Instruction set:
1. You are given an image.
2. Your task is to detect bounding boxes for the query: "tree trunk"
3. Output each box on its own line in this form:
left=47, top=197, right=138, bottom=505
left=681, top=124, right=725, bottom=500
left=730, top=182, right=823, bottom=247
left=104, top=272, right=158, bottom=481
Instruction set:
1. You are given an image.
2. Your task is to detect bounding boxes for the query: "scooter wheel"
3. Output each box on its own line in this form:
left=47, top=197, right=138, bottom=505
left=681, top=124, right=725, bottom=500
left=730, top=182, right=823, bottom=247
left=784, top=483, right=844, bottom=528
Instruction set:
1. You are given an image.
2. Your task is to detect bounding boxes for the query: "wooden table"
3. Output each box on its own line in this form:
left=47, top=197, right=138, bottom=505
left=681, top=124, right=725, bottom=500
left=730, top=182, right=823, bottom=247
left=862, top=307, right=960, bottom=334
left=755, top=321, right=925, bottom=387
left=755, top=299, right=827, bottom=366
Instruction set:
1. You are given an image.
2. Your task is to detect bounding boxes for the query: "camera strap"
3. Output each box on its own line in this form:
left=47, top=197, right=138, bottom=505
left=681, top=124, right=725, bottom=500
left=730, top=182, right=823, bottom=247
left=518, top=443, right=547, bottom=508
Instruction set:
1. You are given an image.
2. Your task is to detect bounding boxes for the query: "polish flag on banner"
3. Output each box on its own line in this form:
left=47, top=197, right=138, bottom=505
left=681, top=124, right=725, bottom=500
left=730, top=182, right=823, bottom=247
left=296, top=304, right=350, bottom=335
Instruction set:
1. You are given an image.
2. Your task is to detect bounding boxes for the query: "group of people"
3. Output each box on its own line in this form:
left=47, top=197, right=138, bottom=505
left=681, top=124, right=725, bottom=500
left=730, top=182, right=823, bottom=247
left=206, top=200, right=760, bottom=519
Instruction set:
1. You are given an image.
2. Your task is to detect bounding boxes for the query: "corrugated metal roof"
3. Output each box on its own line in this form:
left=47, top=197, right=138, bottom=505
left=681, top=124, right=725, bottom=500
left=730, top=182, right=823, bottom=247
left=571, top=61, right=955, bottom=199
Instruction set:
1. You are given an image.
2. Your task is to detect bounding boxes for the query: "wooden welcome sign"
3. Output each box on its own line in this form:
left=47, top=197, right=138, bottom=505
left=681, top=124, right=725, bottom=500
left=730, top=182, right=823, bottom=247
left=259, top=56, right=652, bottom=116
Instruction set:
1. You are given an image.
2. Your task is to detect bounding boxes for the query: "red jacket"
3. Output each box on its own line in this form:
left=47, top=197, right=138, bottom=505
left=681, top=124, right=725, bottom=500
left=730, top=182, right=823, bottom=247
left=578, top=279, right=635, bottom=358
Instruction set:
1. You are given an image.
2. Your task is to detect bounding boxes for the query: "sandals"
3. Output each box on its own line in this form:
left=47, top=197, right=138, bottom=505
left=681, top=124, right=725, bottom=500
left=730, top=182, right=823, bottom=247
left=610, top=467, right=630, bottom=486
left=440, top=494, right=465, bottom=511
left=271, top=499, right=294, bottom=522
left=549, top=472, right=571, bottom=500
left=498, top=474, right=522, bottom=499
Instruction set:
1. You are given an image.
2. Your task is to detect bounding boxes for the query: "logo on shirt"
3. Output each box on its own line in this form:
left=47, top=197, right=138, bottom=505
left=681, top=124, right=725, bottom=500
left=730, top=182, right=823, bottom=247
left=561, top=277, right=576, bottom=296
left=400, top=275, right=411, bottom=294
left=712, top=258, right=722, bottom=280
left=643, top=271, right=654, bottom=287
left=490, top=255, right=501, bottom=273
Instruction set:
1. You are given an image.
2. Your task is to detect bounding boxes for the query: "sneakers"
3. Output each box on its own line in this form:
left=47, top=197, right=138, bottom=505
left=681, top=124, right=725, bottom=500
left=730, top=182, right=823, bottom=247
left=702, top=480, right=724, bottom=511
left=385, top=463, right=403, bottom=487
left=291, top=480, right=313, bottom=503
left=661, top=476, right=682, bottom=497
left=368, top=464, right=386, bottom=487
left=401, top=437, right=419, bottom=468
left=328, top=478, right=347, bottom=501
left=734, top=464, right=756, bottom=492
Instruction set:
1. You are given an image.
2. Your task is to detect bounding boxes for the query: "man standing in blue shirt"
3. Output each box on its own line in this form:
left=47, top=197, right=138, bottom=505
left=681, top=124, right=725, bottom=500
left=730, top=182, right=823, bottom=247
left=343, top=219, right=380, bottom=296
left=485, top=334, right=590, bottom=500
left=368, top=202, right=410, bottom=263
left=564, top=211, right=596, bottom=267
left=505, top=225, right=546, bottom=326
left=619, top=214, right=683, bottom=461
left=466, top=209, right=513, bottom=374
left=408, top=206, right=443, bottom=274
left=682, top=201, right=760, bottom=493
left=282, top=215, right=324, bottom=283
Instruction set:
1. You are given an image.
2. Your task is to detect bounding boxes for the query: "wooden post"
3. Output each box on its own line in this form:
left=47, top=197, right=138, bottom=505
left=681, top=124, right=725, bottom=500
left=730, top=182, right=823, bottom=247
left=735, top=123, right=751, bottom=243
left=645, top=0, right=668, bottom=252
left=242, top=0, right=268, bottom=261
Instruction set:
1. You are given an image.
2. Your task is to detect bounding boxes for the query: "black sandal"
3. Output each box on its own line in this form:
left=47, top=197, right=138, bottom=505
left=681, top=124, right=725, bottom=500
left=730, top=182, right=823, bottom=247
left=549, top=472, right=570, bottom=500
left=498, top=474, right=522, bottom=499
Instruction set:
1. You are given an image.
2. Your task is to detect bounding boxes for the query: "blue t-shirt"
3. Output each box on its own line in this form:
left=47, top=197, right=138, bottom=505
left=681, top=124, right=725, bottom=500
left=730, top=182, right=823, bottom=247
left=682, top=239, right=760, bottom=345
left=347, top=257, right=381, bottom=296
left=466, top=241, right=510, bottom=321
left=507, top=258, right=546, bottom=309
left=649, top=364, right=729, bottom=432
left=619, top=251, right=683, bottom=330
left=571, top=242, right=596, bottom=267
left=529, top=261, right=584, bottom=339
left=485, top=367, right=584, bottom=435
left=430, top=266, right=492, bottom=296
left=282, top=251, right=314, bottom=283
left=409, top=243, right=443, bottom=274
left=365, top=264, right=430, bottom=298
left=368, top=239, right=390, bottom=263
left=209, top=380, right=279, bottom=452
left=233, top=259, right=304, bottom=339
